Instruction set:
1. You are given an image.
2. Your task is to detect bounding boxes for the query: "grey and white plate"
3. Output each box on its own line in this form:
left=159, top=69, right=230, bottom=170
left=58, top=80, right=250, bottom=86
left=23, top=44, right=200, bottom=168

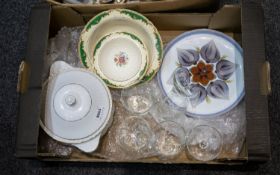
left=158, top=29, right=245, bottom=118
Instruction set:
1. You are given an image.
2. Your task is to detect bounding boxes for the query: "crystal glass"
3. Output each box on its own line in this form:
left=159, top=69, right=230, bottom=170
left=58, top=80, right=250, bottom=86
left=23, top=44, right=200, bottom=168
left=121, top=83, right=154, bottom=114
left=115, top=116, right=155, bottom=158
left=186, top=125, right=223, bottom=162
left=149, top=95, right=189, bottom=126
left=154, top=121, right=186, bottom=160
left=173, top=67, right=192, bottom=96
left=165, top=67, right=196, bottom=111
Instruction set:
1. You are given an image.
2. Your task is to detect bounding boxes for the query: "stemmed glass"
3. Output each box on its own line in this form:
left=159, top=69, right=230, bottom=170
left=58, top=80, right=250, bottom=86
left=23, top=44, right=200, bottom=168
left=166, top=67, right=196, bottom=112
left=115, top=116, right=155, bottom=158
left=154, top=121, right=186, bottom=160
left=120, top=83, right=155, bottom=114
left=186, top=125, right=223, bottom=161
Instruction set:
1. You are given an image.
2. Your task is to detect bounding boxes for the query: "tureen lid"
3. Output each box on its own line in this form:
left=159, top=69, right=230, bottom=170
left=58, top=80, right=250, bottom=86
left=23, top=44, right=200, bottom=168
left=53, top=84, right=92, bottom=122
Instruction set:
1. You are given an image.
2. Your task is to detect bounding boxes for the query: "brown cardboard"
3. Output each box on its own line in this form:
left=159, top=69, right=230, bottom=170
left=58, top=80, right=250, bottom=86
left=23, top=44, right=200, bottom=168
left=47, top=0, right=218, bottom=13
left=17, top=61, right=30, bottom=94
left=209, top=5, right=241, bottom=32
left=260, top=62, right=271, bottom=96
left=241, top=1, right=271, bottom=161
left=16, top=3, right=50, bottom=158
left=16, top=1, right=271, bottom=163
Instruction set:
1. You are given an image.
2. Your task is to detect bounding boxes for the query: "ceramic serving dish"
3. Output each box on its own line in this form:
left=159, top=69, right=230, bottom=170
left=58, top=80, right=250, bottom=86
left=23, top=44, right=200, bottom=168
left=40, top=61, right=113, bottom=152
left=93, top=32, right=148, bottom=88
left=158, top=29, right=245, bottom=118
left=79, top=9, right=163, bottom=86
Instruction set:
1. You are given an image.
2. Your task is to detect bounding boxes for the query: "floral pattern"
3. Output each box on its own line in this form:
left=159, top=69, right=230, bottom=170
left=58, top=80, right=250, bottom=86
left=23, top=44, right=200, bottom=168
left=175, top=40, right=236, bottom=107
left=191, top=61, right=215, bottom=86
left=114, top=52, right=128, bottom=66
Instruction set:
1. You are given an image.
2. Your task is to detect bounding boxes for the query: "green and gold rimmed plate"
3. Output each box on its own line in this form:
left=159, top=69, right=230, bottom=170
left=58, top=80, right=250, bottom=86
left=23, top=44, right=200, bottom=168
left=78, top=9, right=163, bottom=86
left=92, top=32, right=148, bottom=88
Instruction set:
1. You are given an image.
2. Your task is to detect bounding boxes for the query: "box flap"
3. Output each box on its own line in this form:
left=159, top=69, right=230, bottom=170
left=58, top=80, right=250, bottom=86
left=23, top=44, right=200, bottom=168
left=144, top=13, right=212, bottom=30
left=16, top=3, right=51, bottom=158
left=241, top=1, right=271, bottom=161
left=209, top=5, right=241, bottom=32
left=47, top=0, right=219, bottom=13
left=51, top=6, right=84, bottom=27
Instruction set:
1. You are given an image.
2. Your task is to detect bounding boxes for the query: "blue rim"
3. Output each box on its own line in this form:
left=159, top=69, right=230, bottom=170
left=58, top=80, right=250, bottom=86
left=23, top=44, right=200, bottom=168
left=157, top=29, right=245, bottom=118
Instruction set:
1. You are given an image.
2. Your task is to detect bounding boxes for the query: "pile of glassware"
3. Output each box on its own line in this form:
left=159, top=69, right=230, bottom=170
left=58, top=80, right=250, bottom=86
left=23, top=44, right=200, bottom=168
left=113, top=79, right=246, bottom=161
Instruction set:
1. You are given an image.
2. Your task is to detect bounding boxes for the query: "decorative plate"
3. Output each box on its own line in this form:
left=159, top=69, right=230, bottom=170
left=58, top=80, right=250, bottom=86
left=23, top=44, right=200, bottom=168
left=78, top=9, right=163, bottom=85
left=158, top=29, right=245, bottom=117
left=40, top=61, right=113, bottom=152
left=93, top=32, right=148, bottom=88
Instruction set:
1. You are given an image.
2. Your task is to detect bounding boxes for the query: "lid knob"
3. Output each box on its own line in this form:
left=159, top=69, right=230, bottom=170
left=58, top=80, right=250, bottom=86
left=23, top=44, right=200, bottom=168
left=65, top=95, right=76, bottom=106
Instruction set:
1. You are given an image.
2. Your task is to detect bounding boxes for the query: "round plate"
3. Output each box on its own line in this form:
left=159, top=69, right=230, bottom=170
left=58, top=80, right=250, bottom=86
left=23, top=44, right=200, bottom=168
left=93, top=32, right=148, bottom=88
left=41, top=68, right=113, bottom=144
left=78, top=9, right=163, bottom=84
left=158, top=29, right=245, bottom=118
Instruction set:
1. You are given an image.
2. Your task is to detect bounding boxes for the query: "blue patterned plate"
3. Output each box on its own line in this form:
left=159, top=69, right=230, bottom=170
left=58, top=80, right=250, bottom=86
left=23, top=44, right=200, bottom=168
left=158, top=29, right=245, bottom=118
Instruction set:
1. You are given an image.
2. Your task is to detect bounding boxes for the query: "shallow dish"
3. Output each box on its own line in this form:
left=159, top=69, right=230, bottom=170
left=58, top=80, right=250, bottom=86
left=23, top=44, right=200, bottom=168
left=79, top=9, right=163, bottom=84
left=93, top=32, right=148, bottom=88
left=158, top=29, right=245, bottom=117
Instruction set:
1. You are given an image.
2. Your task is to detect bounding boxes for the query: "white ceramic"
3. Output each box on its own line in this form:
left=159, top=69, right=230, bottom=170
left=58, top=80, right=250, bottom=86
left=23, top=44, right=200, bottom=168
left=158, top=29, right=245, bottom=118
left=79, top=9, right=163, bottom=85
left=53, top=84, right=92, bottom=122
left=40, top=61, right=113, bottom=152
left=93, top=32, right=148, bottom=88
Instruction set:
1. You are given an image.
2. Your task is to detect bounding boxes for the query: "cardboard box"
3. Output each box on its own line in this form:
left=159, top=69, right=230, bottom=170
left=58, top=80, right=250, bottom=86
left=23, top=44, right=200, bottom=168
left=16, top=0, right=271, bottom=164
left=47, top=0, right=219, bottom=13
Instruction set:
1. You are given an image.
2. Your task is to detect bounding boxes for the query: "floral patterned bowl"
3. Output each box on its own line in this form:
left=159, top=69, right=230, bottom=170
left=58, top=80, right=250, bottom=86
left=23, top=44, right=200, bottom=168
left=78, top=9, right=163, bottom=87
left=158, top=29, right=245, bottom=117
left=92, top=32, right=149, bottom=88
